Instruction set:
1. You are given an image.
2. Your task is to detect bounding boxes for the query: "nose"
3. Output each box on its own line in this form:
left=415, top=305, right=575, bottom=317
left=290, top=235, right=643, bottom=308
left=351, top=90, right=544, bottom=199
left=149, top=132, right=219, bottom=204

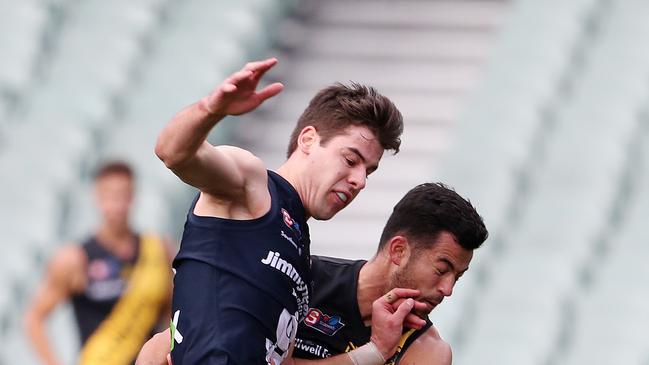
left=439, top=275, right=455, bottom=297
left=348, top=167, right=367, bottom=190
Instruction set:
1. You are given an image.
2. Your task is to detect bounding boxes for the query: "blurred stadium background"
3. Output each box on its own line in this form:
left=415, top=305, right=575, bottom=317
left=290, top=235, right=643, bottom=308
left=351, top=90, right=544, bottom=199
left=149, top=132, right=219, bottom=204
left=1, top=0, right=648, bottom=364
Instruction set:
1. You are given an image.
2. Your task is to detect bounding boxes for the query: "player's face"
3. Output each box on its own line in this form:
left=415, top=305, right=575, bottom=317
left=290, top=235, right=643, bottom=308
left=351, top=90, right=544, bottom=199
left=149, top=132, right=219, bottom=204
left=304, top=125, right=383, bottom=220
left=94, top=173, right=134, bottom=228
left=390, top=232, right=473, bottom=317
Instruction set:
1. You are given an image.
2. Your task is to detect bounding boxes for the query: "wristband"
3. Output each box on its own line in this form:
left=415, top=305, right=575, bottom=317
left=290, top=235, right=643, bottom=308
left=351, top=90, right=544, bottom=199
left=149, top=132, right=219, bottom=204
left=347, top=341, right=386, bottom=365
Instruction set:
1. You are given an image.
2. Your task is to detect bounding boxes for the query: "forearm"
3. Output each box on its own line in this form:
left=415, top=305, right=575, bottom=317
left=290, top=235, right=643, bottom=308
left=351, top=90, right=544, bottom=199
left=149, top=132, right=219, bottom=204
left=293, top=354, right=354, bottom=365
left=24, top=314, right=61, bottom=365
left=293, top=342, right=385, bottom=365
left=155, top=100, right=224, bottom=169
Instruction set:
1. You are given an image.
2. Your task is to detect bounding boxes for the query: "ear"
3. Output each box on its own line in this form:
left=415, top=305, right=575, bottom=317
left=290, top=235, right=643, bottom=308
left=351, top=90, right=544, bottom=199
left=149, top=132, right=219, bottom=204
left=297, top=126, right=319, bottom=154
left=387, top=236, right=411, bottom=266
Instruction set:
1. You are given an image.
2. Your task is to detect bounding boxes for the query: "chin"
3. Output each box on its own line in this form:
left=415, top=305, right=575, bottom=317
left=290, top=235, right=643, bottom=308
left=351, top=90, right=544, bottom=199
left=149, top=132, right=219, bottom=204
left=312, top=212, right=336, bottom=221
left=413, top=309, right=432, bottom=320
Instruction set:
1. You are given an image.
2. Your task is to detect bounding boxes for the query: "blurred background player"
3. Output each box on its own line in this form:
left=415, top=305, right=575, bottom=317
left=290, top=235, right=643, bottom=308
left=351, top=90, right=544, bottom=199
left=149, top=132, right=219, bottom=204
left=24, top=161, right=173, bottom=365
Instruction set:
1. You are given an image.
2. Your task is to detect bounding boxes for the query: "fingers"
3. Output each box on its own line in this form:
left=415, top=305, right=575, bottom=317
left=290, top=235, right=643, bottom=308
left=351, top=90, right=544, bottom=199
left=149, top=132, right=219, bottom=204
left=245, top=58, right=279, bottom=85
left=381, top=288, right=421, bottom=305
left=243, top=57, right=278, bottom=74
left=220, top=59, right=281, bottom=99
left=392, top=298, right=415, bottom=324
left=403, top=313, right=427, bottom=329
left=256, top=82, right=284, bottom=101
left=411, top=299, right=428, bottom=312
left=221, top=70, right=254, bottom=93
left=391, top=288, right=421, bottom=298
left=167, top=354, right=172, bottom=365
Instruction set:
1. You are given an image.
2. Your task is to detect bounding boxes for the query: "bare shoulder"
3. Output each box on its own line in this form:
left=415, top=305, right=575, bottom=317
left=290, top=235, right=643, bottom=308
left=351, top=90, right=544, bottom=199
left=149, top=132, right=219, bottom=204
left=49, top=244, right=86, bottom=272
left=44, top=244, right=87, bottom=293
left=199, top=145, right=271, bottom=218
left=214, top=145, right=267, bottom=179
left=399, top=325, right=452, bottom=365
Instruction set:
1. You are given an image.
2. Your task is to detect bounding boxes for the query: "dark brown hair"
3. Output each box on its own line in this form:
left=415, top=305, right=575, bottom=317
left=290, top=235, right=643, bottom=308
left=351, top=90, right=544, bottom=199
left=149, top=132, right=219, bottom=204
left=94, top=161, right=134, bottom=181
left=286, top=82, right=403, bottom=158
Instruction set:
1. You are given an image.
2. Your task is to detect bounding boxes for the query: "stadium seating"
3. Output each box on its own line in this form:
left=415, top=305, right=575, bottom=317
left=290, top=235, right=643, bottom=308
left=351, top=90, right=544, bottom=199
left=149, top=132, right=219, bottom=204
left=0, top=0, right=296, bottom=363
left=441, top=0, right=649, bottom=364
left=3, top=0, right=649, bottom=363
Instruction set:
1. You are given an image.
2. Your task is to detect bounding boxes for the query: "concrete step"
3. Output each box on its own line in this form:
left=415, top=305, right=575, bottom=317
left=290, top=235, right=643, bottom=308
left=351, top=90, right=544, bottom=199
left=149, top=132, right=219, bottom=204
left=311, top=0, right=508, bottom=29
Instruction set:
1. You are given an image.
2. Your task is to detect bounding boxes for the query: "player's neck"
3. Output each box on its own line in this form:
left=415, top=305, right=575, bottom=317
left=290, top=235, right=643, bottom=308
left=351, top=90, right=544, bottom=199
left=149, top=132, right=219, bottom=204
left=95, top=224, right=136, bottom=259
left=276, top=160, right=311, bottom=220
left=357, top=258, right=390, bottom=326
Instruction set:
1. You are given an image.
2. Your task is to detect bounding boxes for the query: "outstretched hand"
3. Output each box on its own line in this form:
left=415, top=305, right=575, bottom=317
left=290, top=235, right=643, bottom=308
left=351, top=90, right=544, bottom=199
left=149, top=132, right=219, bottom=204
left=200, top=58, right=284, bottom=117
left=370, top=288, right=428, bottom=360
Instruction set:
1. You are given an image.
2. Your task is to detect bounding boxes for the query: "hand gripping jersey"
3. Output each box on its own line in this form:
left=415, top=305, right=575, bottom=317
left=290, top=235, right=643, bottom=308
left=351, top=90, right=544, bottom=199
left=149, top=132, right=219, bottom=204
left=293, top=256, right=432, bottom=365
left=171, top=171, right=311, bottom=365
left=71, top=234, right=170, bottom=365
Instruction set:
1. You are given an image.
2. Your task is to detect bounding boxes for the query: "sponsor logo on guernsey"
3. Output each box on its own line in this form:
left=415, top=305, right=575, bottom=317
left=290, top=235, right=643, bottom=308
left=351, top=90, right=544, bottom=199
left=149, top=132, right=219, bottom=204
left=280, top=230, right=301, bottom=254
left=261, top=250, right=309, bottom=318
left=303, top=308, right=346, bottom=336
left=281, top=208, right=303, bottom=241
left=86, top=258, right=126, bottom=300
left=294, top=338, right=331, bottom=358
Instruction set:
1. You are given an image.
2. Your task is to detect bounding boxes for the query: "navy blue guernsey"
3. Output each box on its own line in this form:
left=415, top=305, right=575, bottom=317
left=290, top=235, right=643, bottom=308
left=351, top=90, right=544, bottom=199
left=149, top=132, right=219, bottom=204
left=170, top=170, right=311, bottom=365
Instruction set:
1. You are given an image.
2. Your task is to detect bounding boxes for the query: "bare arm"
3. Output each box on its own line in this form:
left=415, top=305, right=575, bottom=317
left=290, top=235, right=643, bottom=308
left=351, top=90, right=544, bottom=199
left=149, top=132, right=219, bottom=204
left=155, top=58, right=284, bottom=198
left=397, top=326, right=452, bottom=365
left=24, top=246, right=85, bottom=365
left=136, top=328, right=172, bottom=365
left=137, top=288, right=428, bottom=365
left=290, top=289, right=427, bottom=365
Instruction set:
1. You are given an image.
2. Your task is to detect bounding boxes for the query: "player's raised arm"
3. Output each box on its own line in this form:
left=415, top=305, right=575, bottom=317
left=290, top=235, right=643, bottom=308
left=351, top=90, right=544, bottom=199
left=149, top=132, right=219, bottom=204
left=155, top=58, right=284, bottom=197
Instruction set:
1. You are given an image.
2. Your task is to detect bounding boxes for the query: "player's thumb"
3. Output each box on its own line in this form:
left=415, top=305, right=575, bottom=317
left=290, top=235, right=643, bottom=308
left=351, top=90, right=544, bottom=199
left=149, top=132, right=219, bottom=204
left=393, top=298, right=415, bottom=321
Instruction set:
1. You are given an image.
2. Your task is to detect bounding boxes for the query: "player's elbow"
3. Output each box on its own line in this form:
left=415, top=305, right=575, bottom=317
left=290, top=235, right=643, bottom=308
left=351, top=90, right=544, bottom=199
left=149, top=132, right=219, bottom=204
left=155, top=138, right=189, bottom=171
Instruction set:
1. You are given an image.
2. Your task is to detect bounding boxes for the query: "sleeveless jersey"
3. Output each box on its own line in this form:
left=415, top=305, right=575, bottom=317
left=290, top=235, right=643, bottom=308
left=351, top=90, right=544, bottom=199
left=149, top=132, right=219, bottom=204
left=170, top=170, right=311, bottom=365
left=71, top=234, right=170, bottom=365
left=293, top=256, right=432, bottom=364
left=71, top=235, right=140, bottom=344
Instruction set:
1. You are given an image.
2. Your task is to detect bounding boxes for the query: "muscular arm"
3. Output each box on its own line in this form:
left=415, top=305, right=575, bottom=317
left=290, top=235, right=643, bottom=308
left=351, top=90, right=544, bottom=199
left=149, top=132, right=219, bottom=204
left=24, top=245, right=85, bottom=365
left=397, top=326, right=452, bottom=365
left=154, top=58, right=283, bottom=199
left=137, top=289, right=428, bottom=365
left=289, top=289, right=427, bottom=365
left=136, top=328, right=172, bottom=365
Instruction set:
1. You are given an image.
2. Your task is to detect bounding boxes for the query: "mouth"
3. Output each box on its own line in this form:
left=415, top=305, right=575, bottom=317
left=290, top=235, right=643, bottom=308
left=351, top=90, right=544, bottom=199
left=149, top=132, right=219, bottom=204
left=425, top=299, right=441, bottom=312
left=335, top=191, right=349, bottom=204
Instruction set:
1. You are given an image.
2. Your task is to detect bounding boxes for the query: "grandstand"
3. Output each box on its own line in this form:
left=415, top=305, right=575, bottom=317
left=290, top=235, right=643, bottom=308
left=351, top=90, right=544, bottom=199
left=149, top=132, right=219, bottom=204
left=1, top=0, right=648, bottom=364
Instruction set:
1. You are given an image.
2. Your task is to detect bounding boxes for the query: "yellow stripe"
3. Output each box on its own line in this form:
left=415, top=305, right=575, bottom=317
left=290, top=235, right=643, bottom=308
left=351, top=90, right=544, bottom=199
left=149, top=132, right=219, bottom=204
left=79, top=234, right=170, bottom=365
left=385, top=329, right=416, bottom=365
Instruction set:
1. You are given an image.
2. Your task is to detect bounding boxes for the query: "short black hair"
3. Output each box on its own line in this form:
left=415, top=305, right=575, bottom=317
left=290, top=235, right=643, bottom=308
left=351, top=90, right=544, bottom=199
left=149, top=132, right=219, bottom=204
left=378, top=183, right=488, bottom=252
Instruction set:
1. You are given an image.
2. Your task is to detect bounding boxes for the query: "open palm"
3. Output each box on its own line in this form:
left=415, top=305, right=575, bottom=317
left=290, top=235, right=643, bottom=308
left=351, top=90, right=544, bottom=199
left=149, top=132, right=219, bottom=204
left=202, top=58, right=284, bottom=116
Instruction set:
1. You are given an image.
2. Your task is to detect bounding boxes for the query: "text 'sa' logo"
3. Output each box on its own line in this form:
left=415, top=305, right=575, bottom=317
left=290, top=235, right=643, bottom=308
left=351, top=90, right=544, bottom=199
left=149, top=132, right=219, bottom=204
left=303, top=308, right=345, bottom=336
